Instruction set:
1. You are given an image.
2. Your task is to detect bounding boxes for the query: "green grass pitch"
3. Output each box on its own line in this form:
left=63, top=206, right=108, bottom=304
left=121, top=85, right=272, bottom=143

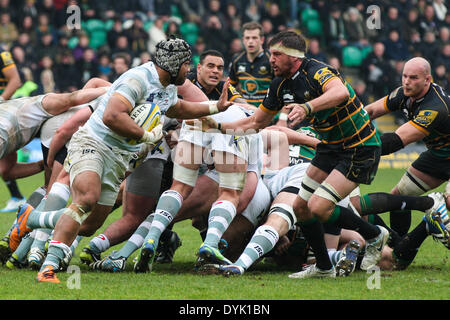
left=0, top=168, right=448, bottom=300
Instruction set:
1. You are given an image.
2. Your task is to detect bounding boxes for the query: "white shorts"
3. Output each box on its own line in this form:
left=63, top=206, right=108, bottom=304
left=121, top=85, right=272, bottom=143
left=65, top=126, right=134, bottom=206
left=203, top=169, right=271, bottom=226
left=178, top=121, right=249, bottom=162
left=240, top=177, right=271, bottom=227
left=263, top=163, right=352, bottom=208
left=263, top=163, right=309, bottom=199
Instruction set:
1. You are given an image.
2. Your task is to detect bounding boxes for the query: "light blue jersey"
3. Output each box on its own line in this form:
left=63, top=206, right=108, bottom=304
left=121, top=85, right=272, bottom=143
left=85, top=62, right=178, bottom=152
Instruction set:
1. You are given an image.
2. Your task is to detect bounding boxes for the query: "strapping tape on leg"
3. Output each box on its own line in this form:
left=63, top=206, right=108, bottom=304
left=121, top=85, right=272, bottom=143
left=298, top=175, right=320, bottom=201
left=63, top=204, right=90, bottom=224
left=397, top=169, right=431, bottom=196
left=314, top=182, right=342, bottom=205
left=218, top=171, right=246, bottom=190
left=269, top=203, right=297, bottom=229
left=173, top=162, right=199, bottom=187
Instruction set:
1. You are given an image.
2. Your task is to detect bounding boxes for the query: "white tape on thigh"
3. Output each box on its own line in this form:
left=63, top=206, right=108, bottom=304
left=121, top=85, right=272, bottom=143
left=269, top=203, right=297, bottom=229
left=49, top=182, right=71, bottom=202
left=63, top=207, right=89, bottom=224
left=218, top=171, right=246, bottom=190
left=397, top=169, right=431, bottom=196
left=173, top=162, right=199, bottom=187
left=298, top=175, right=320, bottom=201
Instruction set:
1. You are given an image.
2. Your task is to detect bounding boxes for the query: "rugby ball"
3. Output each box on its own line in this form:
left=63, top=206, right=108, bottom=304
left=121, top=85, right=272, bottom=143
left=127, top=103, right=161, bottom=145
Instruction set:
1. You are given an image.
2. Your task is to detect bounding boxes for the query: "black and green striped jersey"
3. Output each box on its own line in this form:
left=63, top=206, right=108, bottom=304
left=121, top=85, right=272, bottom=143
left=0, top=48, right=16, bottom=94
left=228, top=50, right=273, bottom=107
left=289, top=126, right=318, bottom=166
left=261, top=58, right=380, bottom=149
left=385, top=84, right=450, bottom=158
left=187, top=72, right=243, bottom=102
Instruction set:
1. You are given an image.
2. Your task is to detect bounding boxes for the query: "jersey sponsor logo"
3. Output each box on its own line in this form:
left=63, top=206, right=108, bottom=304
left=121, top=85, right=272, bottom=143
left=229, top=85, right=239, bottom=96
left=244, top=79, right=258, bottom=94
left=0, top=51, right=13, bottom=66
left=259, top=66, right=268, bottom=75
left=414, top=110, right=438, bottom=127
left=238, top=64, right=246, bottom=73
left=313, top=67, right=334, bottom=86
left=283, top=93, right=294, bottom=103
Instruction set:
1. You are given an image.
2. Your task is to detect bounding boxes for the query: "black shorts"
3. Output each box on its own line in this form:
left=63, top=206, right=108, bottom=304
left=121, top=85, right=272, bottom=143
left=411, top=150, right=450, bottom=181
left=311, top=143, right=381, bottom=185
left=41, top=144, right=68, bottom=167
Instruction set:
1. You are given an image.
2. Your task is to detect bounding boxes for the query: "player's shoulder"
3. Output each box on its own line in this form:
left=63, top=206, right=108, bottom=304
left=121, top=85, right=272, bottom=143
left=425, top=83, right=450, bottom=110
left=231, top=51, right=246, bottom=65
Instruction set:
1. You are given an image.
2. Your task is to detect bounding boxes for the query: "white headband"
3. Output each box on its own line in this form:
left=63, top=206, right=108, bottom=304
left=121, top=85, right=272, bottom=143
left=270, top=43, right=305, bottom=58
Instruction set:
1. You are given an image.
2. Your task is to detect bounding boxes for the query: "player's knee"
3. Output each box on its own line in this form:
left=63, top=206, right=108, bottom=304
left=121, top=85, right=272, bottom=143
left=307, top=197, right=334, bottom=221
left=268, top=203, right=296, bottom=230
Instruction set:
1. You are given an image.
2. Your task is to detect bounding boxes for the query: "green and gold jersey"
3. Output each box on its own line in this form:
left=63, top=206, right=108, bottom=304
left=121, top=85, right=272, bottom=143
left=261, top=58, right=380, bottom=149
left=288, top=126, right=318, bottom=166
left=187, top=72, right=243, bottom=102
left=385, top=84, right=450, bottom=158
left=0, top=49, right=16, bottom=94
left=228, top=50, right=273, bottom=107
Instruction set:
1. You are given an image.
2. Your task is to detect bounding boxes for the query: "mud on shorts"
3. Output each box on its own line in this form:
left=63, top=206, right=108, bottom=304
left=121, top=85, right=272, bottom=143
left=64, top=126, right=134, bottom=206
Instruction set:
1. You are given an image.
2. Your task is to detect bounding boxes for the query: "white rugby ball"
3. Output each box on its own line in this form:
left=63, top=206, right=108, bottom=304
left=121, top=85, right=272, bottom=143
left=127, top=103, right=161, bottom=145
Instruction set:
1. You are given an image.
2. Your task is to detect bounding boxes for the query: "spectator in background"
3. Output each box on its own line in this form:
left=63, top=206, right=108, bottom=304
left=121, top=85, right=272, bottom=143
left=383, top=30, right=410, bottom=62
left=37, top=0, right=55, bottom=23
left=107, top=18, right=125, bottom=51
left=147, top=17, right=167, bottom=55
left=35, top=32, right=56, bottom=62
left=76, top=47, right=99, bottom=85
left=261, top=18, right=274, bottom=40
left=178, top=0, right=206, bottom=25
left=382, top=6, right=404, bottom=40
left=353, top=79, right=370, bottom=106
left=0, top=0, right=16, bottom=23
left=261, top=2, right=286, bottom=33
left=0, top=12, right=19, bottom=48
left=37, top=55, right=55, bottom=93
left=97, top=53, right=112, bottom=79
left=343, top=7, right=370, bottom=50
left=20, top=0, right=38, bottom=22
left=325, top=5, right=347, bottom=59
left=201, top=15, right=229, bottom=55
left=73, top=33, right=91, bottom=61
left=126, top=15, right=149, bottom=57
left=111, top=35, right=133, bottom=61
left=360, top=41, right=393, bottom=98
left=328, top=56, right=341, bottom=71
left=433, top=63, right=449, bottom=91
left=402, top=8, right=421, bottom=42
left=55, top=52, right=80, bottom=92
left=406, top=29, right=422, bottom=57
left=224, top=2, right=240, bottom=32
left=35, top=13, right=56, bottom=44
left=165, top=17, right=182, bottom=39
left=436, top=43, right=450, bottom=71
left=243, top=2, right=261, bottom=24
left=108, top=52, right=130, bottom=82
left=18, top=15, right=37, bottom=45
left=419, top=4, right=439, bottom=37
left=432, top=0, right=447, bottom=22
left=419, top=31, right=441, bottom=65
left=132, top=50, right=151, bottom=67
left=437, top=26, right=450, bottom=47
left=205, top=0, right=226, bottom=29
left=306, top=38, right=328, bottom=63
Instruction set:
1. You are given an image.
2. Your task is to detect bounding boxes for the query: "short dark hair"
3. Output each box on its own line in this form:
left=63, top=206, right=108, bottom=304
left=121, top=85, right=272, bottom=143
left=268, top=31, right=307, bottom=53
left=242, top=21, right=264, bottom=37
left=199, top=49, right=224, bottom=65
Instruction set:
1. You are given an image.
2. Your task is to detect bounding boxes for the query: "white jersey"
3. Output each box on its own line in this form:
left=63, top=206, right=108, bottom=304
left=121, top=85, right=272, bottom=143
left=0, top=95, right=51, bottom=158
left=85, top=62, right=178, bottom=152
left=40, top=95, right=105, bottom=148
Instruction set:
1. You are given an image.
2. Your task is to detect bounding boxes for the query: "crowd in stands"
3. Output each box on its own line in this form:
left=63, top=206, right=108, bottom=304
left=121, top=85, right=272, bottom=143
left=1, top=0, right=449, bottom=107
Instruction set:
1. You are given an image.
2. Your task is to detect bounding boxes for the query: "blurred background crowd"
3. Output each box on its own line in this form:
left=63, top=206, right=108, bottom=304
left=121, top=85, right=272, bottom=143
left=0, top=0, right=449, bottom=114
